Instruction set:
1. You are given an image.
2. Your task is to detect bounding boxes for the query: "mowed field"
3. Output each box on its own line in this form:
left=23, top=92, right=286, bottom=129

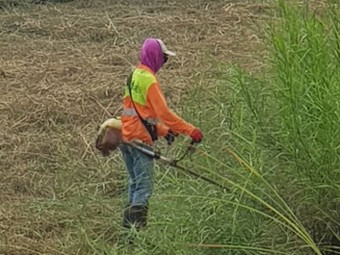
left=1, top=0, right=334, bottom=254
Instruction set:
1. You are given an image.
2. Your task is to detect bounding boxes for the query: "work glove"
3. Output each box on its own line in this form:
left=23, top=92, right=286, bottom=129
left=190, top=128, right=203, bottom=143
left=164, top=130, right=177, bottom=145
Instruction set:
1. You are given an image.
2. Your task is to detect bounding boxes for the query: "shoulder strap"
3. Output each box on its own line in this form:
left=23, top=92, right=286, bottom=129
left=126, top=72, right=143, bottom=122
left=127, top=71, right=158, bottom=142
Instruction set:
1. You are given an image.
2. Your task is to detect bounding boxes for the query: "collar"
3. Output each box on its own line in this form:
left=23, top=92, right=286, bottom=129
left=137, top=63, right=156, bottom=75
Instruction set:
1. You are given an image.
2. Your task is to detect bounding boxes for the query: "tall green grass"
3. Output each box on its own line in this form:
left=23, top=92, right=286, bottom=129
left=187, top=0, right=340, bottom=253
left=269, top=0, right=340, bottom=179
left=267, top=1, right=340, bottom=252
left=149, top=1, right=340, bottom=255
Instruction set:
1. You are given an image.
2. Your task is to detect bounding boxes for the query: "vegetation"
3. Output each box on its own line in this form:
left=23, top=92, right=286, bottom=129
left=0, top=0, right=339, bottom=254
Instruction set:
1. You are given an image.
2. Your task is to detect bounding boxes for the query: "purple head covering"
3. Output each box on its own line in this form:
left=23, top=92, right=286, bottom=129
left=140, top=38, right=164, bottom=73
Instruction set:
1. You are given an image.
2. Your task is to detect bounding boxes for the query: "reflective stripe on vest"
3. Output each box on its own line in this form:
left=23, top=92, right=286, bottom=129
left=122, top=108, right=158, bottom=125
left=122, top=108, right=137, bottom=116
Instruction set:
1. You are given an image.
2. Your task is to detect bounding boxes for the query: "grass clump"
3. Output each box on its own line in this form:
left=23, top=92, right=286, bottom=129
left=149, top=1, right=340, bottom=254
left=183, top=0, right=340, bottom=254
left=266, top=1, right=340, bottom=252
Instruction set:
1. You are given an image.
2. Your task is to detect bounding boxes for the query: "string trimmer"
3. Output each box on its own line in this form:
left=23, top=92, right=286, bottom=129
left=126, top=141, right=230, bottom=191
left=95, top=117, right=229, bottom=191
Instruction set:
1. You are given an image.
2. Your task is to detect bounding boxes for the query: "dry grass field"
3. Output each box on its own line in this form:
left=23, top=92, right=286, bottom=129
left=1, top=0, right=337, bottom=254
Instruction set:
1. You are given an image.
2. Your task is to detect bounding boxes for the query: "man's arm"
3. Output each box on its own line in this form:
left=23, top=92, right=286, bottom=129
left=156, top=122, right=169, bottom=137
left=147, top=83, right=196, bottom=136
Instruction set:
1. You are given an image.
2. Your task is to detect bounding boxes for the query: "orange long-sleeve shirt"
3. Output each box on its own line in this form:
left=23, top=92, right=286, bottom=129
left=121, top=64, right=195, bottom=145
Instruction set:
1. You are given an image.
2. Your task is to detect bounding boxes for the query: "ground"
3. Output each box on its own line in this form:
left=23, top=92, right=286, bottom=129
left=0, top=0, right=277, bottom=254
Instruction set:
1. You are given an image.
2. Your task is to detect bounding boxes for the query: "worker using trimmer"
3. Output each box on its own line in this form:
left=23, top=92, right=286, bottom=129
left=120, top=38, right=203, bottom=230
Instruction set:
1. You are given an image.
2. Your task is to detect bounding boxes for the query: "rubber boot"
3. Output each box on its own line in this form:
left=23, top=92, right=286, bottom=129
left=123, top=204, right=131, bottom=229
left=123, top=205, right=148, bottom=230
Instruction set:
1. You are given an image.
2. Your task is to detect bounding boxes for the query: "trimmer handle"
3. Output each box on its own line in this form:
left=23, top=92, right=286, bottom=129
left=190, top=139, right=201, bottom=145
left=188, top=140, right=198, bottom=153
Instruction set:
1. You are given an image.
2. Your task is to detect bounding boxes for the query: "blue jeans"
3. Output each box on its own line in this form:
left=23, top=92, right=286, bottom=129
left=119, top=143, right=154, bottom=206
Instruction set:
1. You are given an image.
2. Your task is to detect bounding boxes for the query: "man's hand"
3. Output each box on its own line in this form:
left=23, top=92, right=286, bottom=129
left=190, top=128, right=203, bottom=143
left=164, top=130, right=177, bottom=145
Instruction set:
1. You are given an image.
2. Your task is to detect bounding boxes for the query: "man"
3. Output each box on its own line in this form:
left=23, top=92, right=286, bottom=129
left=120, top=38, right=203, bottom=230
